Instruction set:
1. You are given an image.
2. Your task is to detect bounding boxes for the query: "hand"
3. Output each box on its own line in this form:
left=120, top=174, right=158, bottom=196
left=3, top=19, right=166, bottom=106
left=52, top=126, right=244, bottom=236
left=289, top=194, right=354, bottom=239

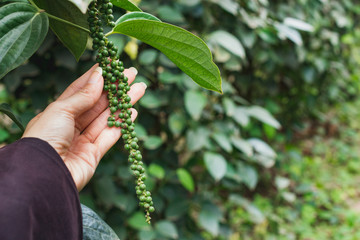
left=22, top=64, right=147, bottom=191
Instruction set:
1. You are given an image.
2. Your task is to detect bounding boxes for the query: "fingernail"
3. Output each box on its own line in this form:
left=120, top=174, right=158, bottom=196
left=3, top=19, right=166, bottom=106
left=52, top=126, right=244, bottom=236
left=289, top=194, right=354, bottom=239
left=88, top=67, right=102, bottom=83
left=129, top=67, right=138, bottom=75
left=140, top=82, right=147, bottom=90
left=94, top=66, right=102, bottom=75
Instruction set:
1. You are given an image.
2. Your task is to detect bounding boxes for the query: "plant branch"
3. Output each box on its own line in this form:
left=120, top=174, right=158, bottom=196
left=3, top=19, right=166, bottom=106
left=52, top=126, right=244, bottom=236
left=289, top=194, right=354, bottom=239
left=28, top=0, right=90, bottom=34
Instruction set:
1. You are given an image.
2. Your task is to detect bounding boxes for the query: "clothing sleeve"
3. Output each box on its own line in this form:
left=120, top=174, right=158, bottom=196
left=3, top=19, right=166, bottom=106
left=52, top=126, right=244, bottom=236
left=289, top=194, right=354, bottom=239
left=0, top=137, right=82, bottom=240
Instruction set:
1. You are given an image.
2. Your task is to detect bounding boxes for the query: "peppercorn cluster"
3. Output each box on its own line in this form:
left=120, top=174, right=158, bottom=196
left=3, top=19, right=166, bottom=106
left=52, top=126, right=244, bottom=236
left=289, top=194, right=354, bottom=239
left=88, top=0, right=154, bottom=223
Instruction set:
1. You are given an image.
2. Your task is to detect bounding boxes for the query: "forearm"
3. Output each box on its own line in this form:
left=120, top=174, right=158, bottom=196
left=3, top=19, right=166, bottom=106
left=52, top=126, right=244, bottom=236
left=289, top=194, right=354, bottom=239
left=0, top=138, right=82, bottom=240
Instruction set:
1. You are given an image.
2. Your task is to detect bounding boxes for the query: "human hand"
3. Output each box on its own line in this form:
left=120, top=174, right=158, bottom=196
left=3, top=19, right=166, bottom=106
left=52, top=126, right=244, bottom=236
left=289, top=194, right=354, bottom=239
left=22, top=64, right=146, bottom=191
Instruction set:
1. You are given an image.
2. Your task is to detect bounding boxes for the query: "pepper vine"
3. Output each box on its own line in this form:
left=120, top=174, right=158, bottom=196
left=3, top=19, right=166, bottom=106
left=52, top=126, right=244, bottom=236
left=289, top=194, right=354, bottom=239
left=88, top=0, right=154, bottom=224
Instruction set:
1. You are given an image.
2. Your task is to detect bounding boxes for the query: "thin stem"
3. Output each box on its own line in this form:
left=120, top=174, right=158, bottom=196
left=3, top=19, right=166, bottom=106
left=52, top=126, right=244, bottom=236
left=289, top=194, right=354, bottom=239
left=28, top=0, right=90, bottom=34
left=46, top=13, right=90, bottom=33
left=105, top=31, right=113, bottom=37
left=28, top=0, right=40, bottom=11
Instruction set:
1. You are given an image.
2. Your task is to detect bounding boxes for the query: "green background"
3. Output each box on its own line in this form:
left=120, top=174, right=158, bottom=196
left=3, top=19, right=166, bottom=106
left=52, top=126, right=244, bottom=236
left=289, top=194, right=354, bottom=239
left=1, top=0, right=360, bottom=239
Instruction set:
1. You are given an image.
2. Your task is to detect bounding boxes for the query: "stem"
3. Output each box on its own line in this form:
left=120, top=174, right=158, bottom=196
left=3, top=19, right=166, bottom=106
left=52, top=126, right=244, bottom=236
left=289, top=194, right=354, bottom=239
left=46, top=13, right=90, bottom=34
left=28, top=0, right=90, bottom=34
left=105, top=31, right=113, bottom=37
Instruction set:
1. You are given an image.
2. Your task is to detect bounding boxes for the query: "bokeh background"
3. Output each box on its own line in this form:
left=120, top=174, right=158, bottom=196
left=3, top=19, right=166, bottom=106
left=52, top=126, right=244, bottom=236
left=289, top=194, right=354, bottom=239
left=1, top=0, right=360, bottom=239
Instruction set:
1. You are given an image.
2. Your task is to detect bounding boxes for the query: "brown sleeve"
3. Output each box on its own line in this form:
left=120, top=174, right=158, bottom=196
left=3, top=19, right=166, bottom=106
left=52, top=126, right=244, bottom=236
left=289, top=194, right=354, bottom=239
left=0, top=138, right=82, bottom=240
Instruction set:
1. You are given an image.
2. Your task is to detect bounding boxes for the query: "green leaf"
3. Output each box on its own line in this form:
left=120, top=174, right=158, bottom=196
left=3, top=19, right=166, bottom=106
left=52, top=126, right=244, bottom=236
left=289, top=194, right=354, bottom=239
left=198, top=204, right=222, bottom=236
left=81, top=204, right=120, bottom=240
left=275, top=23, right=303, bottom=46
left=128, top=212, right=151, bottom=230
left=168, top=112, right=186, bottom=136
left=111, top=0, right=142, bottom=12
left=208, top=30, right=245, bottom=59
left=212, top=133, right=233, bottom=153
left=0, top=103, right=24, bottom=131
left=139, top=49, right=158, bottom=65
left=186, top=127, right=210, bottom=152
left=0, top=3, right=48, bottom=79
left=144, top=136, right=163, bottom=150
left=233, top=107, right=250, bottom=126
left=157, top=6, right=184, bottom=23
left=111, top=12, right=222, bottom=93
left=237, top=163, right=258, bottom=190
left=176, top=168, right=195, bottom=192
left=68, top=0, right=93, bottom=14
left=208, top=0, right=240, bottom=15
left=148, top=163, right=165, bottom=179
left=284, top=17, right=314, bottom=32
left=230, top=137, right=253, bottom=157
left=33, top=0, right=89, bottom=60
left=115, top=12, right=159, bottom=24
left=246, top=106, right=281, bottom=129
left=184, top=90, right=207, bottom=120
left=204, top=152, right=227, bottom=181
left=155, top=220, right=178, bottom=239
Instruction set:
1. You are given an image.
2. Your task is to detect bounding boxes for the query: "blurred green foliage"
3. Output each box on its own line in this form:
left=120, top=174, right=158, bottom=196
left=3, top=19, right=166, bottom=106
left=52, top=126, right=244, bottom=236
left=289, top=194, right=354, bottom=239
left=1, top=0, right=360, bottom=239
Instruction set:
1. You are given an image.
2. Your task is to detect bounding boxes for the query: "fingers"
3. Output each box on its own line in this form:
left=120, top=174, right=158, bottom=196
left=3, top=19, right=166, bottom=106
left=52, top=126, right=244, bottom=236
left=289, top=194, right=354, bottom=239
left=75, top=67, right=139, bottom=132
left=128, top=82, right=147, bottom=105
left=59, top=67, right=103, bottom=117
left=57, top=64, right=99, bottom=101
left=81, top=81, right=147, bottom=142
left=94, top=109, right=138, bottom=159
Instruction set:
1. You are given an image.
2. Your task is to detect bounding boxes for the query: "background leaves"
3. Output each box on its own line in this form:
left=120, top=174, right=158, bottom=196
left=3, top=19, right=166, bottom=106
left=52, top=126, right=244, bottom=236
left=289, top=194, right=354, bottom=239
left=1, top=0, right=360, bottom=239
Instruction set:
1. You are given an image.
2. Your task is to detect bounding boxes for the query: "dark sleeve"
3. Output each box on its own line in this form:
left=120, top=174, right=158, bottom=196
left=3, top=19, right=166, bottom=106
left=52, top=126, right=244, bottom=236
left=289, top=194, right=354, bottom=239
left=0, top=138, right=82, bottom=240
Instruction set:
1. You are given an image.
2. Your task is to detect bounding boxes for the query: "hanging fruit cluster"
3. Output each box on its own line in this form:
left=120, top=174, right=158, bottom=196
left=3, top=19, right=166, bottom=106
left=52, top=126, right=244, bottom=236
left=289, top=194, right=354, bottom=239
left=87, top=0, right=154, bottom=223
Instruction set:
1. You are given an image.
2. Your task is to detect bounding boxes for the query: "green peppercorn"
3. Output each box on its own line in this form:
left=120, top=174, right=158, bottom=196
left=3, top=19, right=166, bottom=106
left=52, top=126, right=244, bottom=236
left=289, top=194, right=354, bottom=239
left=110, top=106, right=117, bottom=113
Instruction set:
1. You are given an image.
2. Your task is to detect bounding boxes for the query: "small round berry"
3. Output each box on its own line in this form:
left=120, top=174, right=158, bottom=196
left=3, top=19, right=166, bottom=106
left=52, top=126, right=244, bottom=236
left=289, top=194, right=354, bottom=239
left=131, top=142, right=138, bottom=149
left=149, top=206, right=155, bottom=213
left=110, top=84, right=117, bottom=91
left=140, top=184, right=146, bottom=190
left=107, top=121, right=114, bottom=127
left=115, top=121, right=121, bottom=127
left=110, top=106, right=117, bottom=113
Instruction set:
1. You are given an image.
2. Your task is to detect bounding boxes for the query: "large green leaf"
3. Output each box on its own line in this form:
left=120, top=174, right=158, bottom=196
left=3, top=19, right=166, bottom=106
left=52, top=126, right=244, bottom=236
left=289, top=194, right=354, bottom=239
left=0, top=3, right=48, bottom=79
left=33, top=0, right=88, bottom=60
left=111, top=12, right=222, bottom=93
left=81, top=204, right=120, bottom=240
left=111, top=0, right=142, bottom=12
left=0, top=103, right=24, bottom=131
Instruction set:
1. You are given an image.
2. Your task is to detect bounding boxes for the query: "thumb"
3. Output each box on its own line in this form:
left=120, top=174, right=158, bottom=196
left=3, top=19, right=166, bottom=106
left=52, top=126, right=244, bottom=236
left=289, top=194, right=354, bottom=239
left=62, top=67, right=103, bottom=117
